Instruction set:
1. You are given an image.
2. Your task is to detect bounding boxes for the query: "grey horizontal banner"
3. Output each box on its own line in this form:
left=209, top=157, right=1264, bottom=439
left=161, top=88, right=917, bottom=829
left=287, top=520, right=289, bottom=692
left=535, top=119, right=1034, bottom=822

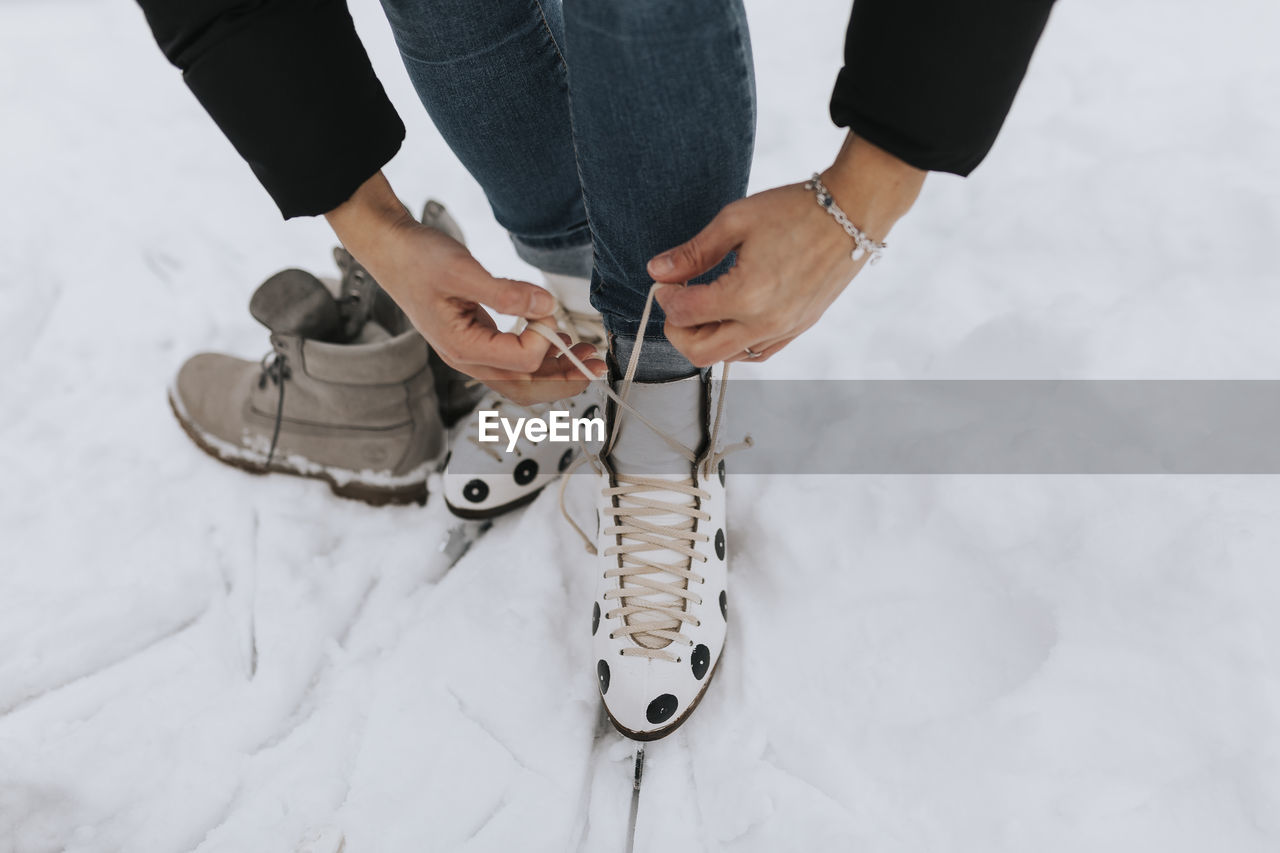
left=442, top=381, right=1280, bottom=475
left=718, top=380, right=1280, bottom=474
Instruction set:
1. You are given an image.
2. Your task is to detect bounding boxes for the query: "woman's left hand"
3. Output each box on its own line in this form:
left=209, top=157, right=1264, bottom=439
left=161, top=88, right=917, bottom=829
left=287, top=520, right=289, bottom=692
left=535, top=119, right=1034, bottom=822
left=648, top=133, right=926, bottom=366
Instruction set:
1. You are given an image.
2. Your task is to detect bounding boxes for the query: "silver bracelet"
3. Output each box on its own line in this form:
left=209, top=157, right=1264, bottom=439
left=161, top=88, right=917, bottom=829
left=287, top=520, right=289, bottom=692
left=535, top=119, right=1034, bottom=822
left=803, top=173, right=886, bottom=265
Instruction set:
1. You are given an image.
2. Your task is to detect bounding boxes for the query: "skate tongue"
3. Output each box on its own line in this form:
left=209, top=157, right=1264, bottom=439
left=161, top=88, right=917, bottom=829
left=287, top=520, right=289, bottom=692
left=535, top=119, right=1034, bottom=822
left=543, top=272, right=595, bottom=317
left=608, top=375, right=704, bottom=476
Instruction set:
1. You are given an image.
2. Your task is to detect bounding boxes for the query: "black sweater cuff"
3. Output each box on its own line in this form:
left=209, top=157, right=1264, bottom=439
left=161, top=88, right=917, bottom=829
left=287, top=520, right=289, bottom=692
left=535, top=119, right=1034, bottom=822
left=830, top=0, right=1054, bottom=176
left=142, top=0, right=405, bottom=218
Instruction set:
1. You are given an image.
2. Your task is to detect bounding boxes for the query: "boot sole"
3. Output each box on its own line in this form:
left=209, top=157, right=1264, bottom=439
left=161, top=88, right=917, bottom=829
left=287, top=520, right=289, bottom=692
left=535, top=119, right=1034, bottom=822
left=168, top=392, right=428, bottom=508
left=602, top=647, right=725, bottom=742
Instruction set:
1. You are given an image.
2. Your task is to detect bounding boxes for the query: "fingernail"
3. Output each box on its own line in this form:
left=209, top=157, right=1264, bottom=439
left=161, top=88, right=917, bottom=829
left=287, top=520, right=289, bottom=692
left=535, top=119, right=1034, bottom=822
left=531, top=290, right=556, bottom=316
left=648, top=253, right=675, bottom=276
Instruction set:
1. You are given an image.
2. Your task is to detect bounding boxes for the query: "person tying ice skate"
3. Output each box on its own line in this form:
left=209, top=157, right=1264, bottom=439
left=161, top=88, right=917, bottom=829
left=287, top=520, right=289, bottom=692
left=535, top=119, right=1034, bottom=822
left=139, top=0, right=1052, bottom=739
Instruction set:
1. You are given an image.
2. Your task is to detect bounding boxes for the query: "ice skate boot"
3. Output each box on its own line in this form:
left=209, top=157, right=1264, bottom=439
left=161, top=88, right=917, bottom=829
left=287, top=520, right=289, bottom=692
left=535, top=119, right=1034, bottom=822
left=587, top=367, right=732, bottom=739
left=440, top=273, right=605, bottom=518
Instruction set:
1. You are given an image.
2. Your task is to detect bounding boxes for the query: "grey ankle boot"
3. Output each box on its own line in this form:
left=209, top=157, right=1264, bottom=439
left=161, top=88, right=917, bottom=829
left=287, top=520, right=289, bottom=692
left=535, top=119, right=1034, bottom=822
left=168, top=200, right=483, bottom=506
left=169, top=319, right=445, bottom=506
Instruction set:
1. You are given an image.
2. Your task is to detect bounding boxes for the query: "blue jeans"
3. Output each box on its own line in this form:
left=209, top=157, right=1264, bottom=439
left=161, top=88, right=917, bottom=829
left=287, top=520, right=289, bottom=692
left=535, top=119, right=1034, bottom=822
left=378, top=0, right=756, bottom=379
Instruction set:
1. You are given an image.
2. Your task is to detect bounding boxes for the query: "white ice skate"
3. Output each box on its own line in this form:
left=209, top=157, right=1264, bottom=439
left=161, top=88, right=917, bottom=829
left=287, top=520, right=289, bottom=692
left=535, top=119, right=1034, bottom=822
left=441, top=390, right=601, bottom=518
left=589, top=369, right=732, bottom=739
left=441, top=272, right=606, bottom=519
left=538, top=291, right=747, bottom=740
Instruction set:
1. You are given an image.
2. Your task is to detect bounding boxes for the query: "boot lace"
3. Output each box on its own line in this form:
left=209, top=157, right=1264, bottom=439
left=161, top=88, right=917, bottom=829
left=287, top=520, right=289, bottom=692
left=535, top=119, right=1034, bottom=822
left=257, top=348, right=291, bottom=466
left=529, top=284, right=751, bottom=661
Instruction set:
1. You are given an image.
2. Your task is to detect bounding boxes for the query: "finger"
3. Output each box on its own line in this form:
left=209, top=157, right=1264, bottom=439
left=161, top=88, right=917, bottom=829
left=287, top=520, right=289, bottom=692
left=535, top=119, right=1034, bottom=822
left=543, top=341, right=608, bottom=383
left=725, top=335, right=796, bottom=364
left=547, top=332, right=590, bottom=359
left=569, top=340, right=604, bottom=358
left=456, top=339, right=604, bottom=389
left=664, top=319, right=763, bottom=368
left=561, top=341, right=607, bottom=372
left=725, top=326, right=793, bottom=360
left=483, top=355, right=602, bottom=405
left=647, top=204, right=747, bottom=283
left=515, top=320, right=605, bottom=371
left=484, top=378, right=587, bottom=407
left=725, top=313, right=818, bottom=364
left=444, top=303, right=554, bottom=373
left=654, top=273, right=759, bottom=328
left=454, top=275, right=557, bottom=319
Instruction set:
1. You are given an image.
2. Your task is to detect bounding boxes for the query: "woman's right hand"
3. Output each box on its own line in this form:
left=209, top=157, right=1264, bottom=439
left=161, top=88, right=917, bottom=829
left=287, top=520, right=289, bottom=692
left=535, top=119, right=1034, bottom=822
left=326, top=172, right=604, bottom=405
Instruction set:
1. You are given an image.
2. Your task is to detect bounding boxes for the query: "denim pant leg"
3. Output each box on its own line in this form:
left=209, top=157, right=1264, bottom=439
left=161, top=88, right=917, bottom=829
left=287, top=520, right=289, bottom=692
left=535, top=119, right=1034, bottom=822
left=379, top=0, right=592, bottom=278
left=563, top=0, right=756, bottom=357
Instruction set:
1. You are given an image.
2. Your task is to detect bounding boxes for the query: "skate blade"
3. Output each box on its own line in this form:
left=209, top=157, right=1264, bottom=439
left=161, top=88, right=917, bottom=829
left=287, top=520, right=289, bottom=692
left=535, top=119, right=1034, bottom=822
left=439, top=519, right=492, bottom=567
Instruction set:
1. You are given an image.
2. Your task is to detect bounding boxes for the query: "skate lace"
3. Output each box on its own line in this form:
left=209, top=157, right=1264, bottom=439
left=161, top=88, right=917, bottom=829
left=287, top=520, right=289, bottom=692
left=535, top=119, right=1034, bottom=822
left=530, top=283, right=751, bottom=661
left=460, top=303, right=600, bottom=464
left=554, top=304, right=607, bottom=347
left=598, top=472, right=710, bottom=657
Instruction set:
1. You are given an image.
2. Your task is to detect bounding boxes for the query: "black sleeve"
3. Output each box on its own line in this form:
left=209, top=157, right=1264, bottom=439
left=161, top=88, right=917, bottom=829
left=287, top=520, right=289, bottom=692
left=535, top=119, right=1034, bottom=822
left=830, top=0, right=1055, bottom=176
left=136, top=0, right=405, bottom=218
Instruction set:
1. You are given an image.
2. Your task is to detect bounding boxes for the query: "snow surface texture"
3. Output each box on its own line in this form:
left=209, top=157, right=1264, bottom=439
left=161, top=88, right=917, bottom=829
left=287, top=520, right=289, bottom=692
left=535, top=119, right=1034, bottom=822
left=3, top=0, right=1280, bottom=851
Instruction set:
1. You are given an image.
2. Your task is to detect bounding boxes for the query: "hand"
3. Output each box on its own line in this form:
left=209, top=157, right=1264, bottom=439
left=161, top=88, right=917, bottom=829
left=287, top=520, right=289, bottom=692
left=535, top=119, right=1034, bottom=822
left=648, top=133, right=926, bottom=366
left=326, top=172, right=605, bottom=405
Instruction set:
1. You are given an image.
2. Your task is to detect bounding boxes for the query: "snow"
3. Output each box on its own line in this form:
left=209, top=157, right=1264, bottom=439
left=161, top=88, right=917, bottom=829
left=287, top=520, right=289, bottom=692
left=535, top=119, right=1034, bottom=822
left=3, top=0, right=1280, bottom=850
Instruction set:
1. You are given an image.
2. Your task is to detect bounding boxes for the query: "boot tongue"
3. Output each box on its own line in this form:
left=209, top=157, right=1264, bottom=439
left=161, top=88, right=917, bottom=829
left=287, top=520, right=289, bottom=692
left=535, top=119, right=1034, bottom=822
left=332, top=246, right=412, bottom=339
left=608, top=375, right=705, bottom=476
left=249, top=269, right=343, bottom=340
